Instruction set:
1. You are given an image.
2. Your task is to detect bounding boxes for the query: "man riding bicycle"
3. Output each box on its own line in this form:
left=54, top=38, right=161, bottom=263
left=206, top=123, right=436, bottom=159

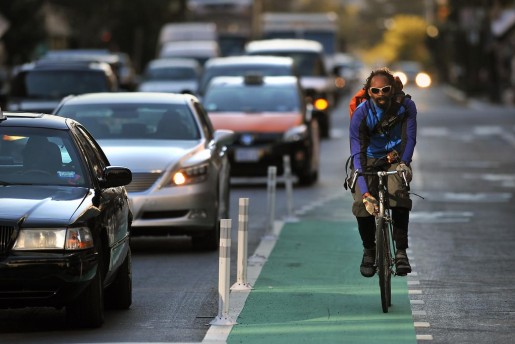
left=348, top=67, right=417, bottom=277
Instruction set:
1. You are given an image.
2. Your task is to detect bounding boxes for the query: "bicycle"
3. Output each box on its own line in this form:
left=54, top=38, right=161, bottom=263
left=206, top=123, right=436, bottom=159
left=349, top=168, right=409, bottom=313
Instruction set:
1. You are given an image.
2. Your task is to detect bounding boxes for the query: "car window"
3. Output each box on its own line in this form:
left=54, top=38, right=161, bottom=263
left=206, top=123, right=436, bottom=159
left=199, top=64, right=293, bottom=95
left=75, top=126, right=108, bottom=181
left=145, top=66, right=198, bottom=80
left=0, top=127, right=87, bottom=186
left=203, top=85, right=301, bottom=113
left=56, top=103, right=201, bottom=140
left=10, top=70, right=110, bottom=98
left=193, top=102, right=214, bottom=140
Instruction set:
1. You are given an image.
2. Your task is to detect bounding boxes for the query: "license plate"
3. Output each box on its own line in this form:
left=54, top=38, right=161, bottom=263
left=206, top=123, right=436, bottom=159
left=235, top=148, right=261, bottom=162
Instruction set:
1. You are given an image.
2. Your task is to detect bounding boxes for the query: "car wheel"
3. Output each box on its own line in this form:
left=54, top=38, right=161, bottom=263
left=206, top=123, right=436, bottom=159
left=297, top=169, right=318, bottom=186
left=105, top=247, right=132, bottom=310
left=192, top=180, right=229, bottom=251
left=66, top=262, right=105, bottom=328
left=297, top=122, right=320, bottom=186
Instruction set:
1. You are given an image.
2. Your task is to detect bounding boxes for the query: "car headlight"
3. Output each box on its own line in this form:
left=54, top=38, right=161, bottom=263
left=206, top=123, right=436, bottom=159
left=284, top=124, right=308, bottom=142
left=415, top=72, right=432, bottom=88
left=12, top=227, right=94, bottom=250
left=393, top=71, right=408, bottom=85
left=167, top=162, right=209, bottom=186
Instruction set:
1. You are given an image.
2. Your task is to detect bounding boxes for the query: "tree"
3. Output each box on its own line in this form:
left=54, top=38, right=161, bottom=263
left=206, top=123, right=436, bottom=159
left=360, top=15, right=430, bottom=67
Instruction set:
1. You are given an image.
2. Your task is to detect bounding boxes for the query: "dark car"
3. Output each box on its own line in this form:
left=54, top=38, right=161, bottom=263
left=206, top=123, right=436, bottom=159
left=0, top=111, right=132, bottom=328
left=6, top=60, right=118, bottom=114
left=203, top=74, right=320, bottom=185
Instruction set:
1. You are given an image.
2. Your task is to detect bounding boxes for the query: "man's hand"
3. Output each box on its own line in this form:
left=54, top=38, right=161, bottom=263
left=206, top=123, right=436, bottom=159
left=362, top=192, right=379, bottom=216
left=396, top=162, right=412, bottom=183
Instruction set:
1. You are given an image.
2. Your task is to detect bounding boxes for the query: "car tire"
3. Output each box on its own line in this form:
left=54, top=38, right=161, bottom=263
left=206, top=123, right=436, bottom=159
left=298, top=169, right=318, bottom=186
left=66, top=262, right=105, bottom=328
left=192, top=180, right=229, bottom=251
left=105, top=247, right=132, bottom=310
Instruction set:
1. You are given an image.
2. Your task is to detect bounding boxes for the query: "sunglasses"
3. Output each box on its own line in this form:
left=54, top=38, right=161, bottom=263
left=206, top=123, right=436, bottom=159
left=370, top=85, right=392, bottom=94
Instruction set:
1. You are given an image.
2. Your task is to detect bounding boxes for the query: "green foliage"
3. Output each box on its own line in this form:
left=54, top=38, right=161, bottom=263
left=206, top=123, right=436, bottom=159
left=361, top=15, right=430, bottom=67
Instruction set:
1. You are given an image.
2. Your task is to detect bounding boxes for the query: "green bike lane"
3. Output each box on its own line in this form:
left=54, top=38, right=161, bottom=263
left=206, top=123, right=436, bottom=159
left=223, top=194, right=417, bottom=344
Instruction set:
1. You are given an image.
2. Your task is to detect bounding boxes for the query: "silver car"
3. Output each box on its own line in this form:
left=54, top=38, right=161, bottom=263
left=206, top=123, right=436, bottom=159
left=137, top=58, right=201, bottom=95
left=54, top=92, right=234, bottom=250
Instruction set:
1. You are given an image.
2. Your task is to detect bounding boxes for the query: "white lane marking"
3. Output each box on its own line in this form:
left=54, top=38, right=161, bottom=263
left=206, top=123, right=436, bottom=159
left=409, top=289, right=423, bottom=295
left=419, top=192, right=512, bottom=203
left=412, top=310, right=427, bottom=316
left=414, top=322, right=431, bottom=327
left=410, top=299, right=425, bottom=305
left=419, top=127, right=450, bottom=136
left=416, top=334, right=434, bottom=340
left=409, top=211, right=473, bottom=223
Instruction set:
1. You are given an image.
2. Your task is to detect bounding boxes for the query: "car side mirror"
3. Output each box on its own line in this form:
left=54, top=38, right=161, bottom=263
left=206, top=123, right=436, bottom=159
left=213, top=129, right=235, bottom=147
left=102, top=166, right=132, bottom=188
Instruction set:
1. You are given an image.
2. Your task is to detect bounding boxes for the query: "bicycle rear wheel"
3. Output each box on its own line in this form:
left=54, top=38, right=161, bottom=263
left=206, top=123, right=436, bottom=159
left=376, top=217, right=391, bottom=313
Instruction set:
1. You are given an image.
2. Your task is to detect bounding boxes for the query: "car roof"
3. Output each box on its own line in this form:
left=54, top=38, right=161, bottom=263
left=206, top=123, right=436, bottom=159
left=245, top=39, right=324, bottom=54
left=57, top=92, right=198, bottom=106
left=204, top=55, right=295, bottom=68
left=207, top=75, right=300, bottom=88
left=0, top=111, right=71, bottom=130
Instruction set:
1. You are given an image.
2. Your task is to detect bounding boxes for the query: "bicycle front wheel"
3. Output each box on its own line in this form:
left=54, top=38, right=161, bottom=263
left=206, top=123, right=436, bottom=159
left=376, top=216, right=391, bottom=313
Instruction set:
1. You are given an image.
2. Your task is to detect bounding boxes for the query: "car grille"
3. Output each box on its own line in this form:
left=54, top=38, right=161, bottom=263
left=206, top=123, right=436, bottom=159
left=126, top=172, right=163, bottom=193
left=0, top=225, right=16, bottom=255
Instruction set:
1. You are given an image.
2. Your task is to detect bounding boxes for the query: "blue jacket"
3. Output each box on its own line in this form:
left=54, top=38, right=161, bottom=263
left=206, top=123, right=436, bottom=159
left=349, top=97, right=417, bottom=195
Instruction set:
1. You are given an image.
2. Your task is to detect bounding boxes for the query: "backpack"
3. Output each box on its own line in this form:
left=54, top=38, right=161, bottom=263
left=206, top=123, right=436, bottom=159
left=348, top=88, right=367, bottom=118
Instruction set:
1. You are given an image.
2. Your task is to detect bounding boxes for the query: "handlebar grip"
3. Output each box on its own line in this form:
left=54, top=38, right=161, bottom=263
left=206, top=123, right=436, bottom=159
left=401, top=170, right=410, bottom=191
left=350, top=169, right=358, bottom=190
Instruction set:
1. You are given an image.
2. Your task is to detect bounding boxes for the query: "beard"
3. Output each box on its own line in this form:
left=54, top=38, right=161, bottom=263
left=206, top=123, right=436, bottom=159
left=374, top=96, right=390, bottom=109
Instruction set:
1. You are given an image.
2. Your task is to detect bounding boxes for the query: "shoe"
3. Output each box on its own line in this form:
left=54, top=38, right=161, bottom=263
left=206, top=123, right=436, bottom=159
left=360, top=248, right=376, bottom=277
left=395, top=249, right=412, bottom=276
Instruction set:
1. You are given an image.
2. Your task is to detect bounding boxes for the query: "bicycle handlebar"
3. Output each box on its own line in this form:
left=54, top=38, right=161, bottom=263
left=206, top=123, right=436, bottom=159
left=349, top=169, right=409, bottom=191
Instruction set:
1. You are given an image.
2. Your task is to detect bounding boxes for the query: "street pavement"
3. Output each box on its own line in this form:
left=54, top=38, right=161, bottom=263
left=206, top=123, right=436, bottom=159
left=203, top=191, right=421, bottom=344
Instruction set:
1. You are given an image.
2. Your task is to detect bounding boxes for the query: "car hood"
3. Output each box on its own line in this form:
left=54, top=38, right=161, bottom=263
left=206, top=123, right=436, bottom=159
left=137, top=80, right=198, bottom=93
left=208, top=113, right=303, bottom=133
left=98, top=140, right=202, bottom=172
left=0, top=185, right=90, bottom=227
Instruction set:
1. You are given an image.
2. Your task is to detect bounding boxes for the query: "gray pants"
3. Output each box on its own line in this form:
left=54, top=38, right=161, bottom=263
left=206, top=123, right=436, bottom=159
left=351, top=158, right=412, bottom=217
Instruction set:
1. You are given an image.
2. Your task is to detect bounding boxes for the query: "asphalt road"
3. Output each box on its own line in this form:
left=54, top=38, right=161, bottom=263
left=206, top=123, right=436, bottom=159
left=0, top=84, right=514, bottom=344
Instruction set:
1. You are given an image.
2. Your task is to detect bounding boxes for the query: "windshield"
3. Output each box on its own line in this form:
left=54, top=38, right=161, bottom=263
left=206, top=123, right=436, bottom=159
left=144, top=66, right=198, bottom=81
left=55, top=103, right=201, bottom=140
left=247, top=51, right=326, bottom=77
left=203, top=85, right=301, bottom=113
left=0, top=127, right=87, bottom=186
left=10, top=70, right=109, bottom=99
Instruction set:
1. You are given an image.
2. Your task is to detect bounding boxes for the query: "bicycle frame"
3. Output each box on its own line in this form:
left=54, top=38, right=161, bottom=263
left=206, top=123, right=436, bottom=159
left=350, top=168, right=408, bottom=312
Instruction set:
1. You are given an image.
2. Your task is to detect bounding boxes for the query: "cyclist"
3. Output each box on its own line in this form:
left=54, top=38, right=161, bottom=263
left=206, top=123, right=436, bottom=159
left=348, top=67, right=417, bottom=277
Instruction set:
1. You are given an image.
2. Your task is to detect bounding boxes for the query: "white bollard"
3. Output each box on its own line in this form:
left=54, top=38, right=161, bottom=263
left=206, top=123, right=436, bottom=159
left=231, top=198, right=252, bottom=291
left=282, top=155, right=298, bottom=222
left=265, top=166, right=277, bottom=239
left=210, top=219, right=237, bottom=326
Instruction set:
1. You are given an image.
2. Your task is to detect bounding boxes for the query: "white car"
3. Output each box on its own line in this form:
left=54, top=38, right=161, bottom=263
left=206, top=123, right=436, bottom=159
left=53, top=92, right=234, bottom=250
left=137, top=58, right=201, bottom=95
